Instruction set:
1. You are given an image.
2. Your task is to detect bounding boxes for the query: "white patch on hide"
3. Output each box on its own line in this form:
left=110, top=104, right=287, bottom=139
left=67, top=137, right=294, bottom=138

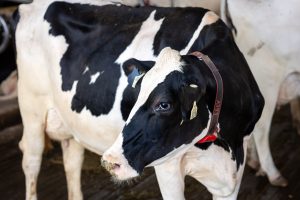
left=89, top=71, right=104, bottom=84
left=126, top=47, right=183, bottom=124
left=180, top=11, right=219, bottom=55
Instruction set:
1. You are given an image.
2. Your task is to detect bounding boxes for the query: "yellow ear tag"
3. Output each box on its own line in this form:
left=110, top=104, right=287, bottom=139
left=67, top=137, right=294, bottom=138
left=132, top=73, right=145, bottom=88
left=190, top=101, right=198, bottom=120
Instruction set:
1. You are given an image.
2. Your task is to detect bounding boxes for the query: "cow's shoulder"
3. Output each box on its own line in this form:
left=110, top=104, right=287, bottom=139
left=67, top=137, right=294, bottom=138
left=44, top=2, right=152, bottom=116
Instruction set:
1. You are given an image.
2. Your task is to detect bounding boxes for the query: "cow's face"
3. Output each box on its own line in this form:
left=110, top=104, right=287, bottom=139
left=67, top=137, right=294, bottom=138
left=102, top=47, right=212, bottom=180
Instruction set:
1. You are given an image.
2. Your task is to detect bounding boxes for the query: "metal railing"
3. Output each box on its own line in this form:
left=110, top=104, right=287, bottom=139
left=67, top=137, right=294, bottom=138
left=0, top=16, right=10, bottom=54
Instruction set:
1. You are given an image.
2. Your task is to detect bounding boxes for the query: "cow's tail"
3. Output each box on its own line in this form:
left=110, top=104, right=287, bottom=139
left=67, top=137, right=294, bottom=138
left=11, top=8, right=20, bottom=33
left=220, top=0, right=237, bottom=35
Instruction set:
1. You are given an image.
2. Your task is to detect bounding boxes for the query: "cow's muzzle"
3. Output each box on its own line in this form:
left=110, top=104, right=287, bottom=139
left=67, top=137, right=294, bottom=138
left=101, top=150, right=139, bottom=181
left=101, top=159, right=121, bottom=173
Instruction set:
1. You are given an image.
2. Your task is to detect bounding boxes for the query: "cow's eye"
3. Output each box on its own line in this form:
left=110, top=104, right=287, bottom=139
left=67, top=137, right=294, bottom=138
left=154, top=102, right=171, bottom=112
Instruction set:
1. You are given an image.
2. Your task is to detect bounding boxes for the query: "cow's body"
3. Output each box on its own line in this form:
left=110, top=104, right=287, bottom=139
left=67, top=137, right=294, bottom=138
left=17, top=1, right=263, bottom=200
left=102, top=45, right=263, bottom=198
left=224, top=0, right=300, bottom=186
left=123, top=0, right=221, bottom=13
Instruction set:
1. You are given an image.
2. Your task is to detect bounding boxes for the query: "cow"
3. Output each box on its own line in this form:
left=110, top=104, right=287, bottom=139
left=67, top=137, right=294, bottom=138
left=130, top=0, right=300, bottom=188
left=102, top=45, right=264, bottom=199
left=222, top=0, right=300, bottom=187
left=16, top=0, right=264, bottom=199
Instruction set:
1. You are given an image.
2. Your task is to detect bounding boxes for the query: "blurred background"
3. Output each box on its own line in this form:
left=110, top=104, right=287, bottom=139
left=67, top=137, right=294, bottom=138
left=0, top=0, right=299, bottom=199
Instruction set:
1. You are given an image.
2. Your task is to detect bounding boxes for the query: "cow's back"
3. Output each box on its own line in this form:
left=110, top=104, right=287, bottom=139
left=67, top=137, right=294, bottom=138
left=228, top=0, right=300, bottom=73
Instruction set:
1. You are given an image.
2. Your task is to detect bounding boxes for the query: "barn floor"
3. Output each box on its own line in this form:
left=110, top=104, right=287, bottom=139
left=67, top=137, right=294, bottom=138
left=0, top=98, right=299, bottom=200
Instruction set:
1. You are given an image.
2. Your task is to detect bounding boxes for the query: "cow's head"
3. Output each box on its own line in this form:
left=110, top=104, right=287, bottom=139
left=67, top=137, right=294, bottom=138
left=102, top=47, right=216, bottom=180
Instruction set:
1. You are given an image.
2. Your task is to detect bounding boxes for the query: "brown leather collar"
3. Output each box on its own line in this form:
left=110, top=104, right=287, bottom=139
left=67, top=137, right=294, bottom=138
left=190, top=51, right=223, bottom=143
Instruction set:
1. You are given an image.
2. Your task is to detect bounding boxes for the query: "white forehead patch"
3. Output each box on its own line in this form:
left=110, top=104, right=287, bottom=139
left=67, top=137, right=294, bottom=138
left=126, top=47, right=183, bottom=123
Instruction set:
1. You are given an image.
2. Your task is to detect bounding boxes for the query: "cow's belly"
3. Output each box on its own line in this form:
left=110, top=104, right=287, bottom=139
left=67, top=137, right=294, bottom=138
left=46, top=100, right=126, bottom=154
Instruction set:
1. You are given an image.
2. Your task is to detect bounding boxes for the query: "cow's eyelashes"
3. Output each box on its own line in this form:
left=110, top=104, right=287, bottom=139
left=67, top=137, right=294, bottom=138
left=154, top=102, right=172, bottom=112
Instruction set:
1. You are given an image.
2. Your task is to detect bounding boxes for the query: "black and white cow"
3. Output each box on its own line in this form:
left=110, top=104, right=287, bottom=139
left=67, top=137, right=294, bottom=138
left=221, top=0, right=300, bottom=187
left=103, top=46, right=264, bottom=200
left=16, top=0, right=263, bottom=199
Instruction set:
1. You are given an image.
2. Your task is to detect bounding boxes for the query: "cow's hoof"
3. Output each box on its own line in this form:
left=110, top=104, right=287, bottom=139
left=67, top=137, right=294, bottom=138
left=255, top=168, right=266, bottom=177
left=270, top=175, right=288, bottom=187
left=247, top=159, right=260, bottom=171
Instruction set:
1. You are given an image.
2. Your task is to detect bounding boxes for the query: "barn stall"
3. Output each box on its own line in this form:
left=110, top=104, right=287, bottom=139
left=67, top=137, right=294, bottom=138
left=1, top=0, right=300, bottom=199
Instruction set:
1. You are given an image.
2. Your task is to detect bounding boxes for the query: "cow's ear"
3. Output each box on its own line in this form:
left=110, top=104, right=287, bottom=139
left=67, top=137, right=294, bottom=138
left=179, top=70, right=206, bottom=121
left=123, top=58, right=155, bottom=75
left=123, top=58, right=155, bottom=87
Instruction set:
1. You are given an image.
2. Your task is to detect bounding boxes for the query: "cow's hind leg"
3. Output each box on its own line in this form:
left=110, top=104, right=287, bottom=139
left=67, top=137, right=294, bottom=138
left=19, top=98, right=47, bottom=200
left=290, top=99, right=300, bottom=136
left=61, top=139, right=84, bottom=200
left=253, top=101, right=288, bottom=187
left=246, top=135, right=260, bottom=171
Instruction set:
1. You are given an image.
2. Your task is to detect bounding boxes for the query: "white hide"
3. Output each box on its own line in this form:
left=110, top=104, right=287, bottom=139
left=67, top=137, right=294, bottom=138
left=154, top=136, right=250, bottom=200
left=122, top=0, right=221, bottom=13
left=180, top=11, right=219, bottom=55
left=225, top=0, right=300, bottom=186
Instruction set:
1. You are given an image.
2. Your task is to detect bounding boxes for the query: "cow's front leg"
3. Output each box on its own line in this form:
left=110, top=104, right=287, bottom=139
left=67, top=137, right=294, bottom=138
left=211, top=161, right=245, bottom=200
left=154, top=157, right=185, bottom=200
left=184, top=144, right=246, bottom=200
left=61, top=139, right=84, bottom=200
left=19, top=123, right=45, bottom=200
left=18, top=92, right=47, bottom=200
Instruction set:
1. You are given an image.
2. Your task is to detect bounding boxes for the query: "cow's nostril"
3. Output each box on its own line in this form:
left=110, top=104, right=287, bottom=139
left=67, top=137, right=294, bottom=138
left=111, top=163, right=120, bottom=170
left=101, top=157, right=121, bottom=172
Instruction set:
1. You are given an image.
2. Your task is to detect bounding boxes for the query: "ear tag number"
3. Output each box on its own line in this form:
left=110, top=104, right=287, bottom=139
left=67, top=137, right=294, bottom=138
left=190, top=101, right=198, bottom=120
